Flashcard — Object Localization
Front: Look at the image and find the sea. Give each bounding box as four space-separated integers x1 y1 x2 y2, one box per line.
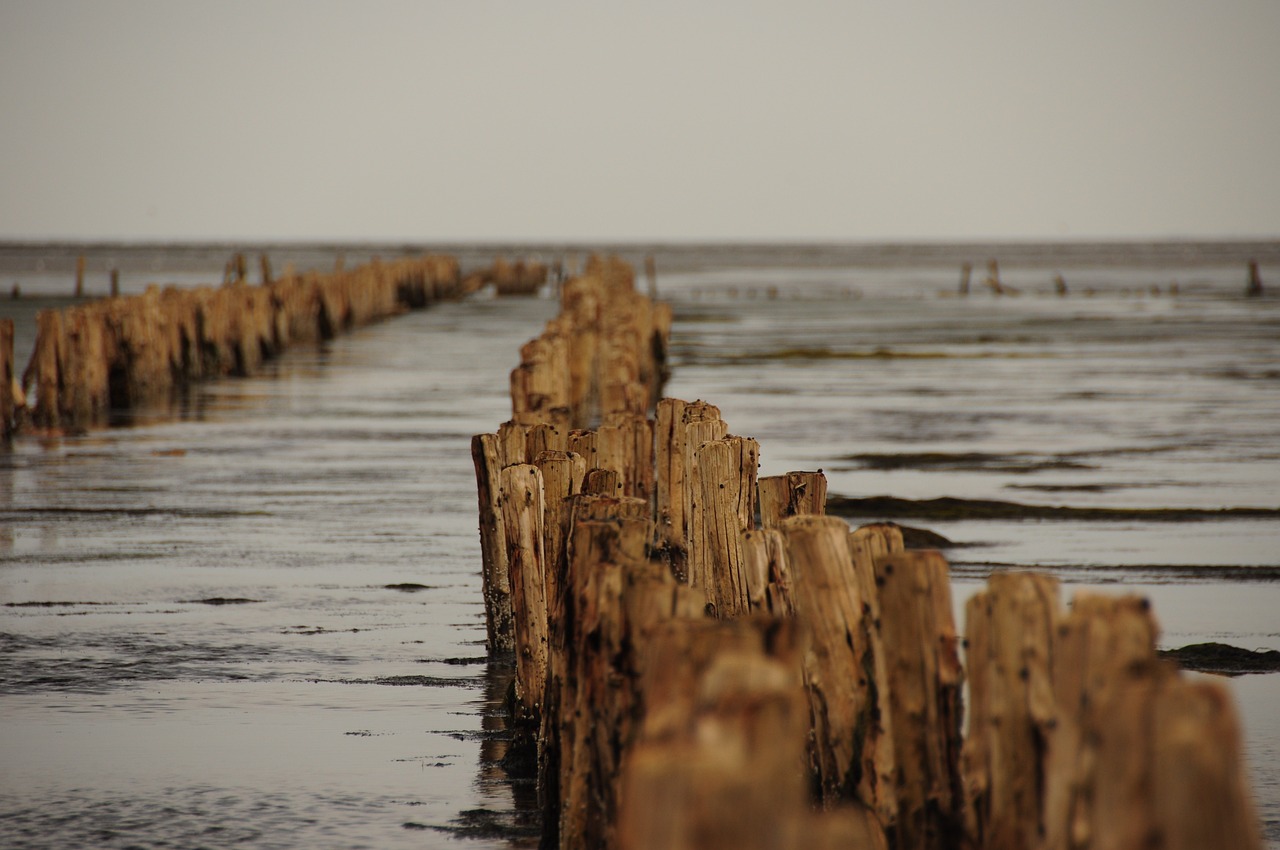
1 240 1277 848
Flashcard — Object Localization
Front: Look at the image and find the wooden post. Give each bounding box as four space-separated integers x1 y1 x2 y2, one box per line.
1042 593 1159 850
875 549 965 850
526 422 568 461
780 515 896 819
1246 260 1263 297
959 262 971 296
691 436 759 617
655 399 727 579
109 269 120 297
554 513 656 850
75 255 85 297
617 617 883 850
758 470 827 528
0 319 14 440
739 527 790 615
533 449 587 643
471 433 514 652
962 572 1061 850
986 259 1003 295
259 253 273 285
499 463 550 740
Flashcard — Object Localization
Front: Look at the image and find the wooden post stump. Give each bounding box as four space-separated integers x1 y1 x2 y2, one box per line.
472 433 514 652
759 470 827 528
499 464 550 730
780 515 895 819
691 436 759 617
875 549 965 850
962 572 1061 850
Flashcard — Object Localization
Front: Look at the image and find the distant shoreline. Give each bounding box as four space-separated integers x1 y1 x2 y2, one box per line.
2 237 1278 276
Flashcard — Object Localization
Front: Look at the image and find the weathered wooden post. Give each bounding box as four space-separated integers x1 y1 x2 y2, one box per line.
690 436 759 617
1041 593 1158 850
959 261 972 296
472 433 515 652
962 572 1061 850
875 549 965 850
109 268 120 297
655 399 726 579
779 515 896 820
499 463 550 761
986 259 1003 295
1246 260 1263 297
758 470 826 528
75 255 85 297
1 319 14 440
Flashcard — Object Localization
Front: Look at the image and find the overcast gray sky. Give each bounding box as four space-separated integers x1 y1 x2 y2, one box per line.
2 1 1278 243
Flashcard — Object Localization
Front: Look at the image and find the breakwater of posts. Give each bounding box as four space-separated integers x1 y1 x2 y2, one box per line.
471 257 1264 850
2 254 475 437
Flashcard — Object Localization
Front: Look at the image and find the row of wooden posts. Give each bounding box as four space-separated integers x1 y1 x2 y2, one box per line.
471 258 1262 850
3 254 471 437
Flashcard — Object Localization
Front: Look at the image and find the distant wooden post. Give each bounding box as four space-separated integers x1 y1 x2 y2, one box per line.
959 262 972 296
0 318 14 441
75 255 85 297
109 269 120 297
986 259 1003 295
259 253 273 285
1246 260 1263 297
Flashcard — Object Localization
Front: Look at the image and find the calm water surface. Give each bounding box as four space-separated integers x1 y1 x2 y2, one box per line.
2 244 1278 847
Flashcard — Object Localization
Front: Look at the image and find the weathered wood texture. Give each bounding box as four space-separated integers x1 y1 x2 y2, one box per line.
690 436 759 617
500 464 550 726
875 549 966 850
962 572 1060 850
18 254 464 433
758 470 827 528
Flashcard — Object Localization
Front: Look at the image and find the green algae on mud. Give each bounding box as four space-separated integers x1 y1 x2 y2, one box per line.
827 495 1280 523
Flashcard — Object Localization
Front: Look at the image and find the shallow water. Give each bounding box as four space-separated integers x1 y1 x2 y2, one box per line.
661 259 1280 846
2 294 556 848
2 243 1278 847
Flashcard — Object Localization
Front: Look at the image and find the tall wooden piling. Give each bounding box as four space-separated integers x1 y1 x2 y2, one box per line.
875 549 965 850
500 463 550 741
962 572 1061 850
473 433 515 653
